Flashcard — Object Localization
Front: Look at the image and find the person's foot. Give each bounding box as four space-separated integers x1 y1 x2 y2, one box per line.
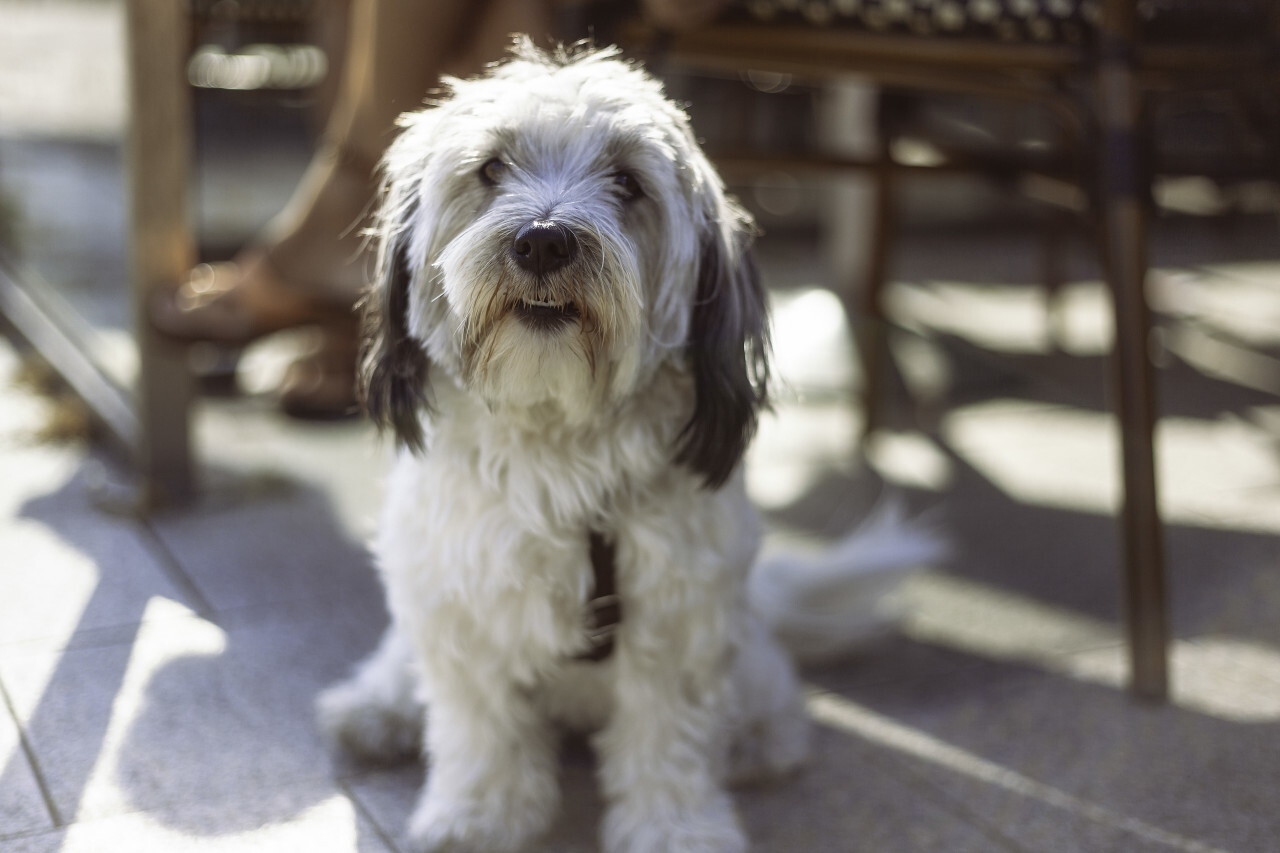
149 137 374 415
150 248 355 345
152 133 378 344
150 244 363 419
277 323 360 420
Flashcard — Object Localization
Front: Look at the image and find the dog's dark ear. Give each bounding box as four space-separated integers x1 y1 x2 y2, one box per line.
675 223 771 490
359 202 432 453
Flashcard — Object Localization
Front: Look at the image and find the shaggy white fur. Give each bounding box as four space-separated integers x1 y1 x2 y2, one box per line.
317 40 940 853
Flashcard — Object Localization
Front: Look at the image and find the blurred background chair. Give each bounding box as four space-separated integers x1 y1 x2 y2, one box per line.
605 0 1280 701
0 0 337 509
5 0 1275 702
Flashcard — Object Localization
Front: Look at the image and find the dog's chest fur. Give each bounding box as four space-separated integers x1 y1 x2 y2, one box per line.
371 366 754 693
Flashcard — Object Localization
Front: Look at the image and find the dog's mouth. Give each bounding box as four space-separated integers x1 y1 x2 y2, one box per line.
514 297 580 331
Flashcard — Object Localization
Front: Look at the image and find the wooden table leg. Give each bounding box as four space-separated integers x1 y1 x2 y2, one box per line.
125 0 196 508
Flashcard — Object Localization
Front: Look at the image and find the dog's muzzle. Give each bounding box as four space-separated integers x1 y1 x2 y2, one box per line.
510 218 582 330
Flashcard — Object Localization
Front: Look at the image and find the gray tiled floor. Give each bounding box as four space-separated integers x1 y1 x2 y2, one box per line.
6 5 1277 849
5 207 1280 852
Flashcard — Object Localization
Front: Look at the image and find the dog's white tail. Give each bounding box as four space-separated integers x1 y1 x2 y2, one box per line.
748 500 946 665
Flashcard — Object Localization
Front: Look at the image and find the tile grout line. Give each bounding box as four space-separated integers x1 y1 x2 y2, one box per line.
0 673 64 828
134 517 219 624
806 688 1232 853
859 741 1042 853
0 825 61 845
339 777 405 853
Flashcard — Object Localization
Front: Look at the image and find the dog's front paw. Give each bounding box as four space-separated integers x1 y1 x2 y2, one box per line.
316 678 423 764
406 785 557 853
726 699 810 787
603 793 746 853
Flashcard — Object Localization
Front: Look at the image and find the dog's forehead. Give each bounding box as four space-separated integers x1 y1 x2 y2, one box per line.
464 59 687 161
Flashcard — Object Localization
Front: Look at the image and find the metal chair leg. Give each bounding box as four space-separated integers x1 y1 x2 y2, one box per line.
854 135 895 440
1097 5 1170 701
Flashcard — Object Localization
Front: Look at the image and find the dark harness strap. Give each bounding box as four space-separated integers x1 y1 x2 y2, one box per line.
576 530 621 662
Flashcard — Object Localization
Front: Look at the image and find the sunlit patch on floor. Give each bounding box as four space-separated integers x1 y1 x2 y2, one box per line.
769 286 857 394
747 402 862 510
904 572 1280 723
943 399 1280 533
54 792 360 852
83 598 224 820
1154 264 1280 350
806 689 1232 853
886 280 1060 355
864 431 953 492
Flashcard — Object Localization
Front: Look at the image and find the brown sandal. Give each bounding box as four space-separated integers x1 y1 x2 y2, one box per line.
150 248 354 345
276 325 360 420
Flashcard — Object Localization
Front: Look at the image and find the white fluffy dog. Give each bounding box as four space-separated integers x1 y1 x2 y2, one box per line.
318 40 936 853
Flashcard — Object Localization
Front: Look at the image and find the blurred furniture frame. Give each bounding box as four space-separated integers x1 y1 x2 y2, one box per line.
620 0 1280 701
0 0 329 510
0 0 198 509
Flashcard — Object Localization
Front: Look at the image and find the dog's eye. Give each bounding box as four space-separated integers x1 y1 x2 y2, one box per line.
612 171 642 202
479 158 507 186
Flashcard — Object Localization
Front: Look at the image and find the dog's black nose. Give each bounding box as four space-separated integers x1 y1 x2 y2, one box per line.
511 220 578 275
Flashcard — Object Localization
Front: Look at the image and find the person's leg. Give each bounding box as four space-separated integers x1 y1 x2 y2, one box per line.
265 0 493 304
442 0 556 85
154 0 551 413
156 0 553 337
